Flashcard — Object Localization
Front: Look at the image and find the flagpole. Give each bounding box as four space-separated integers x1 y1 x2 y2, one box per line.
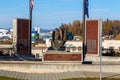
29 0 32 54
82 0 86 63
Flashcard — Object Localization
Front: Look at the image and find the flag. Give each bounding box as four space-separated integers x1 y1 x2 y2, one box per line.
30 0 34 10
85 0 89 18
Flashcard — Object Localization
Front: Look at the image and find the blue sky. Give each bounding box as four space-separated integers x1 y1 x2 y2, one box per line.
0 0 120 29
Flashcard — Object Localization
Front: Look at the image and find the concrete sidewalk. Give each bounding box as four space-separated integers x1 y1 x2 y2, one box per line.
0 70 120 80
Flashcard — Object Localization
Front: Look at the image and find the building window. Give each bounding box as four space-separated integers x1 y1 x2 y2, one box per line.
72 47 76 51
109 47 114 50
66 47 70 52
78 47 82 51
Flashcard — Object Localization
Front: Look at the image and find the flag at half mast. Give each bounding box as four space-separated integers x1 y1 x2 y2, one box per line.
85 0 89 18
30 0 34 10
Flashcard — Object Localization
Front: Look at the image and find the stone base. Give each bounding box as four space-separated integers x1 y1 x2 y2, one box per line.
44 51 81 61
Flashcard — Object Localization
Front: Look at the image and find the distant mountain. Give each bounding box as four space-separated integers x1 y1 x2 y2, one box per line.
40 28 53 33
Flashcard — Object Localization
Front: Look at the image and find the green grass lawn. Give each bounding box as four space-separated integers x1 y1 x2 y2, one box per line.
61 78 120 80
0 76 22 80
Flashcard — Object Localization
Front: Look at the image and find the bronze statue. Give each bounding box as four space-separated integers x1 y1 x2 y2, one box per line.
51 24 67 50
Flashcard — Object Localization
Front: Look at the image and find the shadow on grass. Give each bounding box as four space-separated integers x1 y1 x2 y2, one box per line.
103 74 120 79
61 78 120 80
0 76 23 80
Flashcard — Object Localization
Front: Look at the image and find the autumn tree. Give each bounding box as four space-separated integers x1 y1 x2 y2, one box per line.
102 19 120 39
102 19 112 36
59 19 120 39
115 33 120 40
111 20 120 36
72 20 82 36
61 20 82 36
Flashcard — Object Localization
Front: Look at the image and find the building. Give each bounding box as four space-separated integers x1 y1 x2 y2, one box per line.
0 28 12 39
34 27 40 35
102 40 120 52
31 30 37 43
65 41 82 52
0 28 8 33
31 28 40 44
32 45 47 59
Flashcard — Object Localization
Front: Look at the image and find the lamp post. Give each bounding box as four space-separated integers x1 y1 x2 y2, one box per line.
99 19 102 80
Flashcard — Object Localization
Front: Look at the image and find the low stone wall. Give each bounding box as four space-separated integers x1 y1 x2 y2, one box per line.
0 61 120 73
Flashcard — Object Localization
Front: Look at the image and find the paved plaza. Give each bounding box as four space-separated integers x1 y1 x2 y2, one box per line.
0 70 120 80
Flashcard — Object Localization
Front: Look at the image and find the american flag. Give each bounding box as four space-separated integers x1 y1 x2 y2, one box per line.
30 0 34 10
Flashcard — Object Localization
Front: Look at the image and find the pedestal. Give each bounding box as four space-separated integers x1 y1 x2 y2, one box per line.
44 51 82 61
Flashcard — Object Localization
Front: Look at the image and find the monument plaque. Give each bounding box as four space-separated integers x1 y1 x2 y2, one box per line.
13 19 30 54
86 20 102 55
